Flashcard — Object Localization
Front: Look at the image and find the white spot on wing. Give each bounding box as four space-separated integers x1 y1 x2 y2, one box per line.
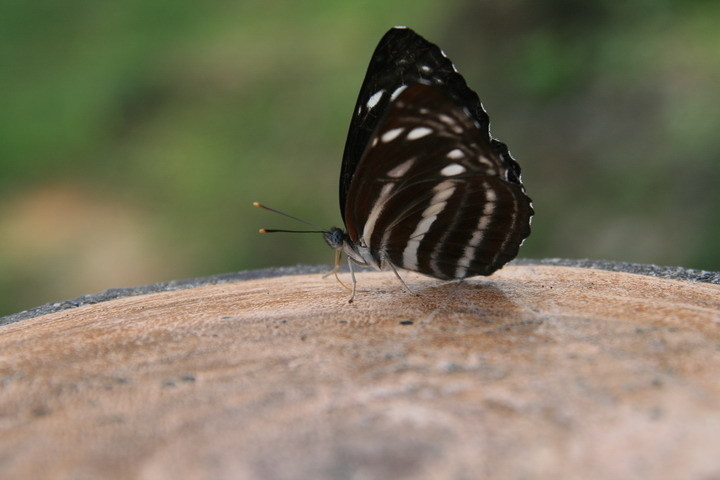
362 183 394 245
402 240 421 271
414 215 437 237
366 90 384 109
390 85 407 101
447 148 464 160
441 163 466 176
381 127 404 143
483 201 495 216
387 158 415 178
478 155 493 167
433 184 456 203
420 65 432 73
423 202 447 217
406 127 433 140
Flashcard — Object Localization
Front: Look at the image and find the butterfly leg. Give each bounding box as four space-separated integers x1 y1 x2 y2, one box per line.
322 249 342 279
324 250 354 293
347 257 358 303
387 261 418 296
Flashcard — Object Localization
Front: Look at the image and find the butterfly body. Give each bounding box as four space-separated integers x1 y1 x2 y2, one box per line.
327 27 533 287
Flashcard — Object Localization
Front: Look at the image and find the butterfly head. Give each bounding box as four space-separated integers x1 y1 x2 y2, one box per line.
322 227 347 251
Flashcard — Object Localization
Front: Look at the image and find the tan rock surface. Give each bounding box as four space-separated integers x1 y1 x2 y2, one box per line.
1 265 719 479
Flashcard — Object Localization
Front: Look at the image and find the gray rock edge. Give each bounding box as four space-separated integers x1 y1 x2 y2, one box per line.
2 258 718 327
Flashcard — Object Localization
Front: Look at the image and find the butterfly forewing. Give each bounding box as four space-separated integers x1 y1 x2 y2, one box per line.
344 82 532 279
340 27 501 221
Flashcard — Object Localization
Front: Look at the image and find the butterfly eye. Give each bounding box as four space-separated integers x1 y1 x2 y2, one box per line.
322 228 346 250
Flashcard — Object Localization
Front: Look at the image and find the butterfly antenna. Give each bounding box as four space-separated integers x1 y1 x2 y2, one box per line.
253 202 327 233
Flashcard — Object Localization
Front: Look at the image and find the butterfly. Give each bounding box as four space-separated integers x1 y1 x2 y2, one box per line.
257 26 533 301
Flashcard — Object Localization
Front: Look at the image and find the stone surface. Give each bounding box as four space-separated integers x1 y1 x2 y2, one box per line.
1 264 719 479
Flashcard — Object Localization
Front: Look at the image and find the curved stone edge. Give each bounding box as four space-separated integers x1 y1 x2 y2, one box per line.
0 265 328 327
513 258 720 284
2 259 718 327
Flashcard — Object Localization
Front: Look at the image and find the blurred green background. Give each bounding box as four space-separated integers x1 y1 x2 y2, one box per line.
1 0 719 316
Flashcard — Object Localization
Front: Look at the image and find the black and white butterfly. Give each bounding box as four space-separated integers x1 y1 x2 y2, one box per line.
258 26 533 300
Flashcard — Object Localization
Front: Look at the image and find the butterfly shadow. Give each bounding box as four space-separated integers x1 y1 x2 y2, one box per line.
371 277 542 334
